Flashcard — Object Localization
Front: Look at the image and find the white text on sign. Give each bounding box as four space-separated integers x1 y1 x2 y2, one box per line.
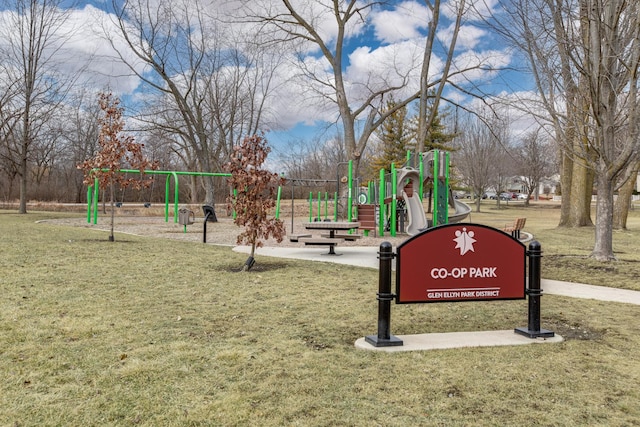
430 267 497 280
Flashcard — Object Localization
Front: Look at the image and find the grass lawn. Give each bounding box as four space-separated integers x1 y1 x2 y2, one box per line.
1 206 640 426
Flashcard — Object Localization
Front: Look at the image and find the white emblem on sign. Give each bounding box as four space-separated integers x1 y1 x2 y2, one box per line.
453 227 476 256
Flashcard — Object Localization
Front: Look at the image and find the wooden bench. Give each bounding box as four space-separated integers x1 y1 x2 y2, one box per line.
321 233 362 241
289 234 312 242
503 218 526 239
299 237 344 255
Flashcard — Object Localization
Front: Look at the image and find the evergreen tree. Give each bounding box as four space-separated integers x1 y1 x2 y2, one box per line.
364 97 456 181
367 99 413 180
410 100 457 152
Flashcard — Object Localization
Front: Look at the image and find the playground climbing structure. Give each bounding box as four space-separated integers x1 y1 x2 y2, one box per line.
365 149 471 237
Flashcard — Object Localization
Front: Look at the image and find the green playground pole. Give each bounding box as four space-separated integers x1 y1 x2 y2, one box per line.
317 191 321 221
347 160 353 221
309 192 313 222
324 191 328 220
86 185 93 223
334 192 338 221
233 189 238 219
164 172 180 223
444 151 450 224
378 169 385 236
419 152 424 200
432 149 450 226
433 150 440 225
164 175 171 222
391 163 397 237
92 177 99 224
173 173 179 222
275 185 282 219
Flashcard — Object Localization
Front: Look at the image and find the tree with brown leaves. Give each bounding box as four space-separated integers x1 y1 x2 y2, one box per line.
225 134 285 271
78 92 158 241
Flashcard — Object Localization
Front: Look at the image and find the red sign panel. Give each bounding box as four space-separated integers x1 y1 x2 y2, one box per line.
396 223 526 303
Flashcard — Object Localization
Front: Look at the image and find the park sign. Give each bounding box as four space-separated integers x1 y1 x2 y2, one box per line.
396 223 526 303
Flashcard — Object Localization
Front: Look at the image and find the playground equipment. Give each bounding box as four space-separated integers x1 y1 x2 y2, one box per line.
396 167 427 235
367 149 471 237
86 169 231 224
282 162 359 234
308 191 338 222
178 208 195 233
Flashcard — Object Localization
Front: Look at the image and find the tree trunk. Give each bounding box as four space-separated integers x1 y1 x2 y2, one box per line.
564 157 593 227
19 149 28 214
203 175 215 206
109 180 115 242
592 166 615 261
189 175 198 203
613 163 639 229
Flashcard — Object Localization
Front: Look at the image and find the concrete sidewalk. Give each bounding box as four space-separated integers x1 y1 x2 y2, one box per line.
233 244 640 352
233 244 640 305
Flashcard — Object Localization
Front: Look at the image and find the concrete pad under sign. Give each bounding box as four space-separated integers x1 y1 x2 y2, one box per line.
355 330 563 352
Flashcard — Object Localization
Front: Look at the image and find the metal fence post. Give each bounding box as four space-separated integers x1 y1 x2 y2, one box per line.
515 240 555 338
365 242 403 347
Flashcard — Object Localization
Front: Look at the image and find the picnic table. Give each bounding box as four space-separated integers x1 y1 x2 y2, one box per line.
300 221 360 255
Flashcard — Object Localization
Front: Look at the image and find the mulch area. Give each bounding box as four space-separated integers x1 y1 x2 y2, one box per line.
43 214 409 249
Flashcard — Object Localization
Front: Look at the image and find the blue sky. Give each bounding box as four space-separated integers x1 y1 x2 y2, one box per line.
1 0 528 152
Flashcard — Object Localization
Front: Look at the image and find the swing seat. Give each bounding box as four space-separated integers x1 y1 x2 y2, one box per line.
178 208 195 226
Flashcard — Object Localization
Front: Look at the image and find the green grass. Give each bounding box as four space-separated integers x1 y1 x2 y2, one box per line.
1 207 640 426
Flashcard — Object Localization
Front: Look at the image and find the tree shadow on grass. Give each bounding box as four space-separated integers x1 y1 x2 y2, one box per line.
214 261 290 273
78 238 137 243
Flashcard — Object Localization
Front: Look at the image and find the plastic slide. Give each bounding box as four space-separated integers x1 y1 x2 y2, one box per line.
396 168 428 236
449 197 472 224
396 167 472 235
403 191 429 235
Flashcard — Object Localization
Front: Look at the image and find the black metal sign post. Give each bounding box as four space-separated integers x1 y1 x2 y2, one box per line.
515 241 555 338
365 242 403 347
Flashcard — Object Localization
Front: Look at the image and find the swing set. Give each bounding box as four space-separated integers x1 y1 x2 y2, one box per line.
86 169 231 224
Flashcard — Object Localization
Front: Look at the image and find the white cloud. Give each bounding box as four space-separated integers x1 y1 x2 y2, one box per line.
261 54 338 130
64 6 144 93
0 4 143 95
438 23 487 50
449 49 512 84
345 40 427 100
371 1 430 44
0 0 519 145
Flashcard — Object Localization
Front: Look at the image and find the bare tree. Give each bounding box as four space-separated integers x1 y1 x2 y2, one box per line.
492 0 594 227
453 113 512 212
514 128 556 205
581 0 640 260
0 73 21 200
244 0 495 176
107 0 282 205
0 0 78 213
57 90 103 203
416 0 465 153
495 0 640 260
